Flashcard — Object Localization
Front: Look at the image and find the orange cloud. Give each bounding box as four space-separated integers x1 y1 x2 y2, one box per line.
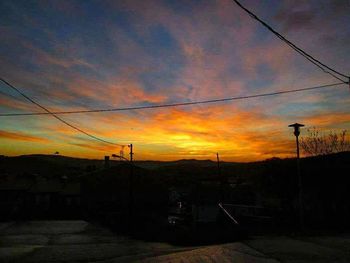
0 130 49 143
3 94 347 162
70 105 291 161
0 96 38 112
69 142 117 153
301 112 350 128
23 42 94 69
1 0 348 162
66 76 167 106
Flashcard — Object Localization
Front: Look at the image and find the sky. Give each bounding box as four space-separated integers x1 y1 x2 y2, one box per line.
0 0 349 161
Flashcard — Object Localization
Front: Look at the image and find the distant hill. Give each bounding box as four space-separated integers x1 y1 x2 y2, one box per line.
0 154 104 178
135 158 228 170
1 152 349 181
0 154 237 175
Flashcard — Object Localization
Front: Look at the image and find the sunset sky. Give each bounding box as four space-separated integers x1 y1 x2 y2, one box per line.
0 0 349 161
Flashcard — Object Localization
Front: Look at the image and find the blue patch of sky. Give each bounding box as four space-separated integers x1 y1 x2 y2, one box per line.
138 70 178 98
0 42 31 74
0 1 24 26
45 8 115 64
274 87 348 117
145 24 184 62
0 2 49 62
276 102 323 117
146 25 177 54
105 4 186 90
164 0 207 14
53 96 104 111
1 0 187 92
226 53 246 79
249 26 274 47
108 7 146 47
0 85 31 110
136 24 185 94
2 1 122 81
0 114 46 132
243 63 276 93
315 89 350 113
230 0 276 45
245 0 287 47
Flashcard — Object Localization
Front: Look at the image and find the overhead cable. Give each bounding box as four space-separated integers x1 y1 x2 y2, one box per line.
0 78 125 146
232 0 350 83
0 81 346 117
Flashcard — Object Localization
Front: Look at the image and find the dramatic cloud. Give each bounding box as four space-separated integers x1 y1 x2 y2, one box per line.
0 0 349 161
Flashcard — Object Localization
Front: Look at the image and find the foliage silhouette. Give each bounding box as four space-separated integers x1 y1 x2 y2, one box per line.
300 128 349 156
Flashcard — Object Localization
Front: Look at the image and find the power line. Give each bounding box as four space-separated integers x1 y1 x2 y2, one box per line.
0 81 346 117
0 78 125 146
231 0 350 83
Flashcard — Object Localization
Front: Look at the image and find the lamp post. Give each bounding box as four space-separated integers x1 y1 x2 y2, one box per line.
288 123 305 229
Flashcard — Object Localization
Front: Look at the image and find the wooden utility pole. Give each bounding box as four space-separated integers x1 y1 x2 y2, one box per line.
217 152 224 202
216 152 221 177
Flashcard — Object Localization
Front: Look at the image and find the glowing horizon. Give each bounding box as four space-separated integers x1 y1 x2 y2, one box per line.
0 0 349 161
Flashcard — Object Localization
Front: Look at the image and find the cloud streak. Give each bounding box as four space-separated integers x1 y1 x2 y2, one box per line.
0 0 349 161
0 130 49 143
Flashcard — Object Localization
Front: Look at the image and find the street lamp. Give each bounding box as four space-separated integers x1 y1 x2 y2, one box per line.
288 123 304 158
289 123 305 229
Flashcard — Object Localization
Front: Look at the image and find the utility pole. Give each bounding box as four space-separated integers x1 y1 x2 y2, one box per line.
289 123 305 229
128 144 134 232
129 143 133 162
217 152 224 202
216 152 221 177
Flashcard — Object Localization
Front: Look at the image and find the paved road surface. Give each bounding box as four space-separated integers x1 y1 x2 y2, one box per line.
0 221 349 262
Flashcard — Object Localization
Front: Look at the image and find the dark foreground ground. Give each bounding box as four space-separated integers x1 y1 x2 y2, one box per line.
1 220 350 263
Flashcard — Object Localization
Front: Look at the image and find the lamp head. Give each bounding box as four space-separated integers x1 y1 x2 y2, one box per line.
288 123 305 137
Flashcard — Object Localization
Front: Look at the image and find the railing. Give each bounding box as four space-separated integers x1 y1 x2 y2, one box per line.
218 203 239 225
220 203 273 222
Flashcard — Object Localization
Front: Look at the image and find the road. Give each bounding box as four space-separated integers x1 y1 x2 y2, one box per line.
0 220 349 262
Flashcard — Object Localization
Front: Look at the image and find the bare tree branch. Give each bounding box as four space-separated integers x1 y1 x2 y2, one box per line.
300 128 350 156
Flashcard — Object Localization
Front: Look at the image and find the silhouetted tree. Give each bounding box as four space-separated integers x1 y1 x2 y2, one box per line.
300 128 349 156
